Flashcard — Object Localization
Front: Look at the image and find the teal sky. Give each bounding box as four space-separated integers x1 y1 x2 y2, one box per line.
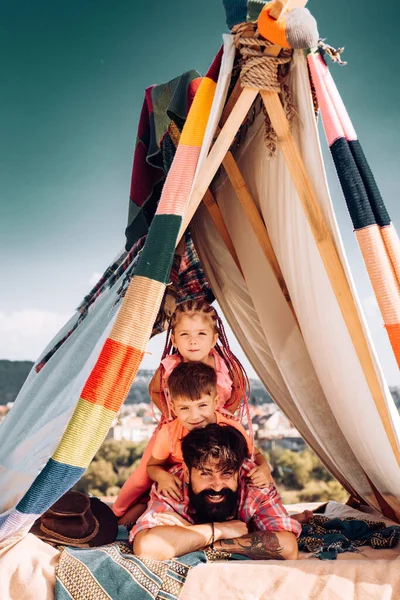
1 0 399 385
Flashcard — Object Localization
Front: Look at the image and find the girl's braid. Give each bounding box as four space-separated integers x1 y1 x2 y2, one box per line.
158 322 174 422
214 314 254 453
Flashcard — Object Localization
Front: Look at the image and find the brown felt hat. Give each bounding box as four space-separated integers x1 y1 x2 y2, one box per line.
30 491 118 548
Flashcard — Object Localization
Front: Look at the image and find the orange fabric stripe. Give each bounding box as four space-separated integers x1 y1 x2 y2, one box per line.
385 323 400 369
381 224 400 287
356 226 400 325
81 339 144 412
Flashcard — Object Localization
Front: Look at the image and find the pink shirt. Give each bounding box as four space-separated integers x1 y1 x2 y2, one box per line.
161 349 232 407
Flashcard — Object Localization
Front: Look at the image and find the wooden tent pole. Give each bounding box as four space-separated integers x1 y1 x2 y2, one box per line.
219 79 243 127
210 78 299 323
202 189 244 276
260 89 400 470
269 0 308 20
221 151 299 325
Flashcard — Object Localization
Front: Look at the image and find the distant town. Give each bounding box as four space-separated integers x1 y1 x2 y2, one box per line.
1 360 399 455
2 360 399 503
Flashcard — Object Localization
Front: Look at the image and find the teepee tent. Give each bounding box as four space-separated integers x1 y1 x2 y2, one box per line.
1 0 400 545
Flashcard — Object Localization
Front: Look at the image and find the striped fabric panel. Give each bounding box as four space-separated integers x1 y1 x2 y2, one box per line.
53 401 117 467
308 51 400 368
355 227 400 325
156 146 204 215
179 78 217 147
81 341 144 411
17 459 85 514
110 276 166 347
382 225 400 283
385 324 400 361
0 511 41 543
348 139 390 227
134 215 182 281
0 51 222 540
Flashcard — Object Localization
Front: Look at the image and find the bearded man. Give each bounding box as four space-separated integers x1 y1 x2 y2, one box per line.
131 424 301 561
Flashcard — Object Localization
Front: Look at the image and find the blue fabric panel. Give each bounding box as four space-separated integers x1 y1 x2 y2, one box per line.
17 458 85 515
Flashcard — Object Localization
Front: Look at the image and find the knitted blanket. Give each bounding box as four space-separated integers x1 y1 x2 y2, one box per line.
299 515 400 560
126 70 202 251
56 544 207 600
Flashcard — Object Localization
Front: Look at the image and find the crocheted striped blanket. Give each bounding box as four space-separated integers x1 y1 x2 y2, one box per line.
56 545 207 600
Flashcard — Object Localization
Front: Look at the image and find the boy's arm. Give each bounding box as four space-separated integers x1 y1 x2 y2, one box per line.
254 447 268 467
147 454 183 501
248 447 272 487
230 419 272 487
146 454 169 483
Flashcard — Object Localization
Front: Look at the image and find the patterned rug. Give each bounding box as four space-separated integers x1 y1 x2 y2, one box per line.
56 543 208 600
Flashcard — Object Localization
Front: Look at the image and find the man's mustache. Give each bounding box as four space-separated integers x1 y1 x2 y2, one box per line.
197 488 233 499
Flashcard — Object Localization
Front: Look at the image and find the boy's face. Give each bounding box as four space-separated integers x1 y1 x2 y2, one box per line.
172 392 219 431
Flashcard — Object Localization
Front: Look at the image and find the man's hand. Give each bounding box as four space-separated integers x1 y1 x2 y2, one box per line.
152 511 191 528
247 462 272 488
215 520 248 541
156 472 183 501
152 512 248 541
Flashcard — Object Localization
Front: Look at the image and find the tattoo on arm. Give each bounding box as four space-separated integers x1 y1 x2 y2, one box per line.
214 531 284 560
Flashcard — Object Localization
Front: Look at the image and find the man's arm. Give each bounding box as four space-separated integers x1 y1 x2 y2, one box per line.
214 530 298 560
133 520 247 560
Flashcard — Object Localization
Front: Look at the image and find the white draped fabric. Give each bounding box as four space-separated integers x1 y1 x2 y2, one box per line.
191 37 400 517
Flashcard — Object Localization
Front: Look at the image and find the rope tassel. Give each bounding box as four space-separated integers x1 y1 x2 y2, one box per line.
232 21 295 155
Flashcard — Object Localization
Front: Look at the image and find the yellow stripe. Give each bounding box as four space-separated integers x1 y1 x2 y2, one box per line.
110 276 165 348
180 78 216 147
53 399 115 468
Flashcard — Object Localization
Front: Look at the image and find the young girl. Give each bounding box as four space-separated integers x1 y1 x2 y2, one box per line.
113 300 271 524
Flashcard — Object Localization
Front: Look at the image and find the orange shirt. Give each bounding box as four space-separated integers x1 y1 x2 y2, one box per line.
152 412 251 464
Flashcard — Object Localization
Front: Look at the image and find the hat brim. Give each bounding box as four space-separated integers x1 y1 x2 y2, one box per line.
30 497 118 548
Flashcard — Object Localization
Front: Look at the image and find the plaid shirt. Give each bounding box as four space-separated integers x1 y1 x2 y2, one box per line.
130 461 301 542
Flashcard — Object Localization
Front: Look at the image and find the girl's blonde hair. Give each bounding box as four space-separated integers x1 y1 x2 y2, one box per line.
160 300 252 430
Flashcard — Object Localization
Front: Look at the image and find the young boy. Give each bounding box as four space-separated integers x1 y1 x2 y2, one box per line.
146 361 271 501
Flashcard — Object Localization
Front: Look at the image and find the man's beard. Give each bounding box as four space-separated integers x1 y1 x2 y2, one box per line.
188 486 239 524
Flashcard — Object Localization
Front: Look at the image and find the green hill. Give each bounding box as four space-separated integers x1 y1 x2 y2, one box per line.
0 360 272 405
0 360 34 404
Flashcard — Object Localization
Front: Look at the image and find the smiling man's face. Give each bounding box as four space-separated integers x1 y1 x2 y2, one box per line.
187 458 240 523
